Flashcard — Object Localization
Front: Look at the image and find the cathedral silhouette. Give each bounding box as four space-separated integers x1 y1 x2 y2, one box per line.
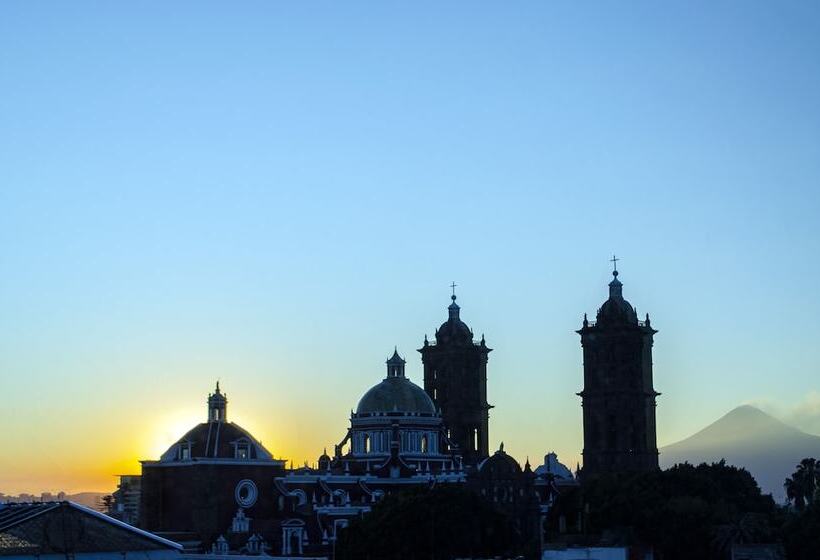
136 263 658 556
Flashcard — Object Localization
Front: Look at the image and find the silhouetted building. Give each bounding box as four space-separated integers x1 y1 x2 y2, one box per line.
471 443 543 547
577 264 660 476
136 292 580 556
419 292 492 465
139 384 286 551
111 475 141 526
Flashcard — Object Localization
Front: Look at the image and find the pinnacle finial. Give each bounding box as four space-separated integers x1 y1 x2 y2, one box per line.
450 281 457 301
610 254 619 275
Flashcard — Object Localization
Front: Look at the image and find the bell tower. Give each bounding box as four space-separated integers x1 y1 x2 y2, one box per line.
577 259 660 476
419 286 492 466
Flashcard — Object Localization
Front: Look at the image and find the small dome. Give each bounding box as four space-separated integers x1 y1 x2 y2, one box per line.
478 443 522 475
596 271 638 326
435 296 473 345
356 376 436 415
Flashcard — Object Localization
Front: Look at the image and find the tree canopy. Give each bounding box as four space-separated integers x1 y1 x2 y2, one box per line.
335 485 517 560
582 461 778 560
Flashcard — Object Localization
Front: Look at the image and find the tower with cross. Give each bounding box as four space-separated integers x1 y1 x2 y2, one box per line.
419 283 492 465
576 258 660 476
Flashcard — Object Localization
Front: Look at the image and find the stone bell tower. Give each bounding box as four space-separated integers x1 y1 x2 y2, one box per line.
419 286 492 466
577 259 660 476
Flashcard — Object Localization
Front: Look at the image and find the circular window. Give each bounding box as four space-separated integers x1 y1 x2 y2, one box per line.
235 479 258 508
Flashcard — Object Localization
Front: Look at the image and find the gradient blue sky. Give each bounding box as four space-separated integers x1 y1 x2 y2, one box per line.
1 2 819 493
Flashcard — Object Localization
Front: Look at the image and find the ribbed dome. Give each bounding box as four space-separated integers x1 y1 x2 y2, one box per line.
356 376 436 415
159 422 273 462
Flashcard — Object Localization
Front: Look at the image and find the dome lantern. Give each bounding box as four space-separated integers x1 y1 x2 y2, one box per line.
386 347 406 378
208 381 227 423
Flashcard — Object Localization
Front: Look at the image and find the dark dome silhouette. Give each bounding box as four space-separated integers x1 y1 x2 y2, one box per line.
435 295 473 345
160 421 273 461
596 271 638 325
477 443 522 475
158 383 275 462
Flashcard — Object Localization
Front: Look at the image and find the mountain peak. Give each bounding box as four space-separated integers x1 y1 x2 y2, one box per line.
672 405 800 447
661 404 820 501
723 404 784 424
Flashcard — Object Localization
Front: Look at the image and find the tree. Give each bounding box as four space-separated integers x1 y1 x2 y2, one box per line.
784 458 818 511
97 494 115 515
336 485 516 560
582 461 778 560
782 458 820 560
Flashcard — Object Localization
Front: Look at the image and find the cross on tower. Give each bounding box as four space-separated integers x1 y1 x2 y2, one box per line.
450 282 457 297
610 254 620 273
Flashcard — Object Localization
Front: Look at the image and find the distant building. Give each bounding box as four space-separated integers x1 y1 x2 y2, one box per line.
111 475 141 526
577 264 660 476
0 501 181 560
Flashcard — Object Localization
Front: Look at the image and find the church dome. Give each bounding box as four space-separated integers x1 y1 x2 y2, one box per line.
477 443 522 475
596 271 638 326
356 349 436 415
356 376 436 415
158 383 275 463
434 295 473 345
160 421 273 462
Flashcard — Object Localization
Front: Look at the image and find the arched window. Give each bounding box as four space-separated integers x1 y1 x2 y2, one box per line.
421 434 428 453
473 428 479 451
363 433 371 453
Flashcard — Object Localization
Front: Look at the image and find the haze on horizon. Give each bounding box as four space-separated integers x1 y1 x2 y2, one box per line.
1 2 819 495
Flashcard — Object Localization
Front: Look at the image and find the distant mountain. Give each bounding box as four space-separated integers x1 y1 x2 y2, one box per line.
660 405 820 502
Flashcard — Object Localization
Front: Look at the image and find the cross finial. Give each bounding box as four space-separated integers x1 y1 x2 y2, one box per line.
610 254 620 274
450 281 457 300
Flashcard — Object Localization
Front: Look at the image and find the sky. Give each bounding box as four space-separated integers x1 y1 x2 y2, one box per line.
1 1 819 494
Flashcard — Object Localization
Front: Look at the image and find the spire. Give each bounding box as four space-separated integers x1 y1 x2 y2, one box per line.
386 348 406 378
608 254 623 299
448 282 460 320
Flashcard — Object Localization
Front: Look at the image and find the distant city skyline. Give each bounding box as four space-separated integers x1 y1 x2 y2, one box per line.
1 2 819 494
